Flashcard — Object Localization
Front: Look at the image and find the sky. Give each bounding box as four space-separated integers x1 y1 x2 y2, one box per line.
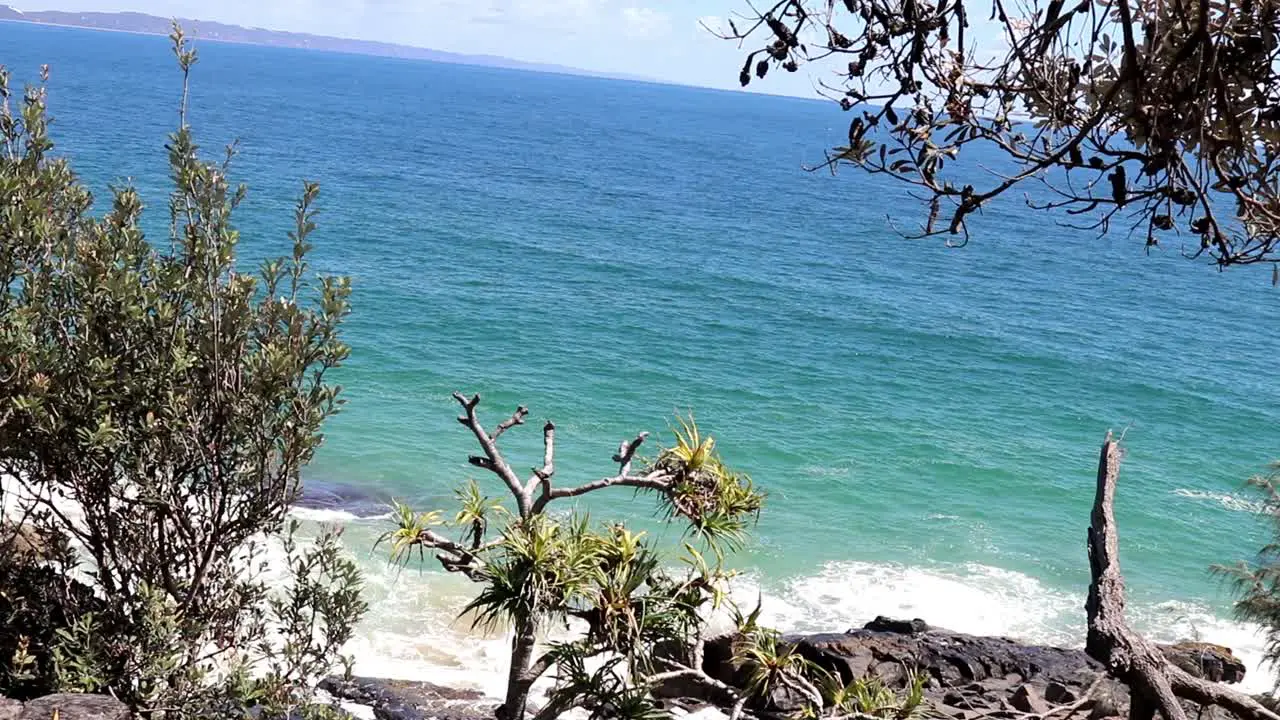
10 0 836 96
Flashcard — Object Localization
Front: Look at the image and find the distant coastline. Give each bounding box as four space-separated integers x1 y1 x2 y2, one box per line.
0 4 652 84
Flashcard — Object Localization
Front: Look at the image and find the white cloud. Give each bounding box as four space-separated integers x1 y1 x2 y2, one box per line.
620 6 669 37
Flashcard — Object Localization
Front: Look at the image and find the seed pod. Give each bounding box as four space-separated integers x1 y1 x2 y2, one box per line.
1109 165 1127 206
756 60 769 79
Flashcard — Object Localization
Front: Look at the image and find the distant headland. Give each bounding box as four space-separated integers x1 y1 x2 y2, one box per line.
0 4 650 82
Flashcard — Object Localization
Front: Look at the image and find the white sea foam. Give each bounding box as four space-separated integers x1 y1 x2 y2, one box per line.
337 551 1279 698
6 477 1273 697
288 506 393 523
1173 488 1267 514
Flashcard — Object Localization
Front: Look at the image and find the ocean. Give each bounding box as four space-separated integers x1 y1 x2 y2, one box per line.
4 19 1280 696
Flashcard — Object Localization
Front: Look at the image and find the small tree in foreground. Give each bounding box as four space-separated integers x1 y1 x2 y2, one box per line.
380 393 768 720
0 26 365 717
714 0 1280 267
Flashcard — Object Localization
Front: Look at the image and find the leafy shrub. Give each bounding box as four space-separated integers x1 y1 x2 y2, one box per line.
0 25 365 716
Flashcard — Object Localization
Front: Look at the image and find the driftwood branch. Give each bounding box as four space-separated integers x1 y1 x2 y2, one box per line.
1086 434 1280 720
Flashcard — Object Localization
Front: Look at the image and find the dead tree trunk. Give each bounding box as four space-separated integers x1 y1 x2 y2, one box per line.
1086 434 1280 720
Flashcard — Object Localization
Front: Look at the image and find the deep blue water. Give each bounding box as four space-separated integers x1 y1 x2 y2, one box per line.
4 19 1279 691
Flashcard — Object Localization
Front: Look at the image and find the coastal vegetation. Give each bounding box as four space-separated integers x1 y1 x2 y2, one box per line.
2 8 1280 720
378 400 766 720
0 26 364 718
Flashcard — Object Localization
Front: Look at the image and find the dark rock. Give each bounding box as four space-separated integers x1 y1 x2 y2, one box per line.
864 616 931 635
1010 685 1051 715
698 634 751 694
19 694 129 720
1161 643 1247 684
320 676 492 720
0 698 21 720
1045 681 1078 704
793 623 1102 690
297 481 392 519
764 683 809 714
1087 680 1128 720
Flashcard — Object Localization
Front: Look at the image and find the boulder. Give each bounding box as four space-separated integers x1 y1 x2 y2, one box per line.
19 694 129 720
863 616 931 635
0 698 21 720
1010 685 1051 715
1161 643 1247 683
792 620 1103 690
319 676 493 720
1045 681 1078 704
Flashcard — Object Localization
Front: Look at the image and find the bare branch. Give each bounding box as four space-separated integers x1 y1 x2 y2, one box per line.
528 420 555 495
611 431 650 476
414 527 486 581
532 472 671 514
494 406 529 440
452 392 532 517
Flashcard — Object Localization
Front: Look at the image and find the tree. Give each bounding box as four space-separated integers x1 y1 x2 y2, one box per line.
713 0 1280 267
380 393 766 720
1087 436 1280 720
1215 463 1280 683
0 25 365 716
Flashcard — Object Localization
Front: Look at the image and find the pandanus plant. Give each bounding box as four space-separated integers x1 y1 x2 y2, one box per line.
378 394 764 720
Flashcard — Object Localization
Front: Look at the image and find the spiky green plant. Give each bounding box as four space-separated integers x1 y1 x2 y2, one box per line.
455 479 506 549
734 628 820 709
379 395 764 720
375 501 443 566
817 668 931 720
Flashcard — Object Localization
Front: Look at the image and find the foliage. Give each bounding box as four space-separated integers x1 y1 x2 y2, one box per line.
382 395 764 720
1217 463 1280 684
0 24 364 715
816 669 930 720
0 552 105 699
715 0 1280 267
733 627 815 705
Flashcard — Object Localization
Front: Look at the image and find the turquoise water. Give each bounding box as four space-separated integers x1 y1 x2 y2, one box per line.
5 19 1280 693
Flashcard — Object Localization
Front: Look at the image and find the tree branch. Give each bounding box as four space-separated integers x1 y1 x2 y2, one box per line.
527 420 555 495
452 392 532 517
494 406 529 440
532 472 671 514
612 431 650 477
415 527 486 581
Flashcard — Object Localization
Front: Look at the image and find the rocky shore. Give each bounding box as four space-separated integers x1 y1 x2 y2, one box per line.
2 616 1257 720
